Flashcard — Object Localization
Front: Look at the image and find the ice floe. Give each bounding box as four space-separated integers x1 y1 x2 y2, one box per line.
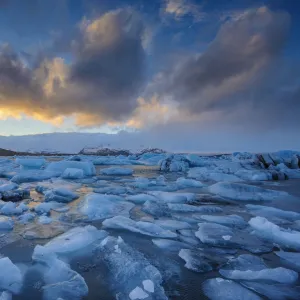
148 191 195 203
0 216 14 230
179 248 234 273
176 177 204 188
43 226 108 256
44 188 79 203
1 150 300 299
167 203 222 213
275 251 300 270
142 200 171 217
241 281 300 300
152 239 191 251
34 201 66 214
159 155 190 172
156 175 166 186
133 177 151 189
0 202 27 215
103 216 177 238
196 222 272 253
220 254 298 284
11 170 59 184
188 167 242 182
79 193 134 220
126 193 158 204
17 212 35 224
100 167 133 176
198 214 247 228
46 161 96 176
249 216 300 250
202 278 261 300
61 168 84 179
93 236 168 299
22 224 65 240
93 186 129 195
129 286 149 299
235 169 271 181
0 257 22 294
246 204 300 223
209 182 288 201
0 182 18 193
32 245 88 300
154 220 191 230
16 158 46 169
142 280 154 293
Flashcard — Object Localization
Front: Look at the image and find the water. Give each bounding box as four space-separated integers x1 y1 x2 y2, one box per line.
1 161 300 299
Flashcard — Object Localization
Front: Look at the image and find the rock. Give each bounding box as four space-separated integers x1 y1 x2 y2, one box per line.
159 155 190 172
1 189 30 202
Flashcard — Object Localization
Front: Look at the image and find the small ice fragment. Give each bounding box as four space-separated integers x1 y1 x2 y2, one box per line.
249 216 300 250
203 278 261 300
209 182 288 201
0 257 22 294
0 216 13 230
129 287 149 300
176 177 204 188
100 167 133 176
61 168 84 179
142 280 154 293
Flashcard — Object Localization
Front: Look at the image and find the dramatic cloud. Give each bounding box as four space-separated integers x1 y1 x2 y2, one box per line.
0 8 147 126
150 6 300 130
163 7 290 109
69 8 146 121
0 3 299 135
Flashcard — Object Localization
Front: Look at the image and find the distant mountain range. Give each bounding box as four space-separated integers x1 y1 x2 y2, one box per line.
1 131 299 154
0 132 157 154
0 132 167 156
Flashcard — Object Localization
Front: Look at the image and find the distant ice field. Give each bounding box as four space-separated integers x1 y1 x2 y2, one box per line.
0 151 300 299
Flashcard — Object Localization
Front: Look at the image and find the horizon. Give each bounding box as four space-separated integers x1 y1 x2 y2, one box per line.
0 131 298 154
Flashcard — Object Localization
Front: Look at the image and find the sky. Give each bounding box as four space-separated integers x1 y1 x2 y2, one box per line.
0 0 300 151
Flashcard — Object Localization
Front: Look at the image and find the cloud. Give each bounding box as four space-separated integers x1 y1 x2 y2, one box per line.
0 4 299 134
0 8 147 127
69 8 146 121
125 96 179 128
158 7 293 125
163 0 205 21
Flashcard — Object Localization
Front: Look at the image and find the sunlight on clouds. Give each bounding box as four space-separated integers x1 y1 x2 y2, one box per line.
36 57 68 97
82 8 142 51
165 0 190 17
0 5 292 134
0 107 64 126
0 108 22 120
71 96 178 129
84 14 120 48
73 113 105 127
164 0 205 21
125 96 178 128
